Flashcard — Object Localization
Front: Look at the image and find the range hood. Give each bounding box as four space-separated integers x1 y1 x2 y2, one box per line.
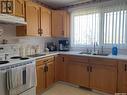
0 14 27 25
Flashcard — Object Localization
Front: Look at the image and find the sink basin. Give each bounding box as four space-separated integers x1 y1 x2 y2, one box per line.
0 61 9 64
92 54 109 56
79 52 91 55
79 52 109 56
28 54 46 58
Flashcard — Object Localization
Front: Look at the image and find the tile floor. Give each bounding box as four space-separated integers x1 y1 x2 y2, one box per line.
42 82 105 95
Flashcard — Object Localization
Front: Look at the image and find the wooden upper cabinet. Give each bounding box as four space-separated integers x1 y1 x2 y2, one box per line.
13 0 25 17
16 1 40 36
25 1 40 36
16 1 52 37
118 61 127 93
0 0 25 17
89 58 117 94
51 10 70 38
40 7 51 37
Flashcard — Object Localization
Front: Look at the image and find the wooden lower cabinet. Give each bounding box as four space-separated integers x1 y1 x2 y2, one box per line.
90 64 117 94
37 54 120 94
36 64 46 95
46 61 55 88
118 61 127 93
55 55 66 82
65 62 90 87
36 56 55 95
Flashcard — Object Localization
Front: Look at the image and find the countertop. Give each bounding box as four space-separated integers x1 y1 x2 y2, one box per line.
1 51 127 68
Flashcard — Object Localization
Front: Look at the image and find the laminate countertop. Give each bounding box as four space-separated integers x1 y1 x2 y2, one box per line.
1 51 127 68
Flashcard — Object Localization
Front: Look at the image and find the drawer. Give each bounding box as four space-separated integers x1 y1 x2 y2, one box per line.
68 55 89 63
36 56 54 66
118 60 127 64
36 59 44 66
89 57 117 66
42 56 55 63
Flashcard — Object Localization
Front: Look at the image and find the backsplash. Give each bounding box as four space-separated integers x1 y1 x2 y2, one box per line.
0 24 65 60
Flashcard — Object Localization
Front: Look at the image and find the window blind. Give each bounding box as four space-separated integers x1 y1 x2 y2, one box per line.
72 13 100 46
104 10 127 45
71 0 127 47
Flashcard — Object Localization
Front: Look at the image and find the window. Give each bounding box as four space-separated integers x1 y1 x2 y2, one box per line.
71 4 127 47
104 10 127 45
73 13 100 46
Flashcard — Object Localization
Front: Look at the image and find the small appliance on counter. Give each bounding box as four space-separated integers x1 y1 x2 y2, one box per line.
47 42 57 51
59 40 70 51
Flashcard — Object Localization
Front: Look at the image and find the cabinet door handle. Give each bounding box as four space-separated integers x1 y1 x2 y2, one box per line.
87 66 89 72
44 66 47 72
125 64 127 71
62 57 64 62
90 66 92 72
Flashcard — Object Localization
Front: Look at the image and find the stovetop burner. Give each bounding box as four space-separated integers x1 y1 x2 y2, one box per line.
20 57 29 60
11 56 29 60
11 56 21 59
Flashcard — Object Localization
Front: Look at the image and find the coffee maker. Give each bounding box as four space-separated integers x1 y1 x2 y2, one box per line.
59 40 69 51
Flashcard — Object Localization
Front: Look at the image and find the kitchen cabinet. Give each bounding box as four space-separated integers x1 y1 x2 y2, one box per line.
118 61 127 93
36 56 55 95
89 58 117 94
45 60 55 88
56 55 117 94
40 7 51 37
0 0 25 17
51 10 70 38
13 0 25 17
16 1 51 37
16 1 40 36
55 55 67 82
65 56 90 88
36 59 46 95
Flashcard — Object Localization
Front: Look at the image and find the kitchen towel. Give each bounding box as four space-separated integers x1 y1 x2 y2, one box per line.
0 70 8 95
7 66 23 89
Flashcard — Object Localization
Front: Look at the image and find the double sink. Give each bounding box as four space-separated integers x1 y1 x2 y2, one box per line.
79 52 109 56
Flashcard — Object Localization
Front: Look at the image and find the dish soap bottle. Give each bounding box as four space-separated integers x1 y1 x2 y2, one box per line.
112 45 118 56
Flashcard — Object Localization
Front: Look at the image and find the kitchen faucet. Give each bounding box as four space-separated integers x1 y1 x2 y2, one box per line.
5 54 9 61
93 42 98 53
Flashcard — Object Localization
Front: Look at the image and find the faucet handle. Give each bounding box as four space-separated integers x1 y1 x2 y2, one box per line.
5 54 9 61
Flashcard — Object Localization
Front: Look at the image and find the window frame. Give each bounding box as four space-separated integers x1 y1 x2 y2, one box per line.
71 9 127 48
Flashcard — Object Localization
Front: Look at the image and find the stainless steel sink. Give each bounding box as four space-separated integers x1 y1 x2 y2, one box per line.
0 61 9 64
79 52 91 55
92 54 109 56
79 52 109 56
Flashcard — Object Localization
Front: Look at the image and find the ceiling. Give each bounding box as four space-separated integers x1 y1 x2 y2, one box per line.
38 0 93 9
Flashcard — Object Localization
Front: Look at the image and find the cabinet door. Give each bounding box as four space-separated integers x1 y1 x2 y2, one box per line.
52 10 70 37
55 55 66 82
90 64 117 94
118 61 127 93
25 1 40 36
46 61 55 88
52 10 64 37
14 0 25 17
40 7 51 37
36 65 46 95
66 62 90 87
